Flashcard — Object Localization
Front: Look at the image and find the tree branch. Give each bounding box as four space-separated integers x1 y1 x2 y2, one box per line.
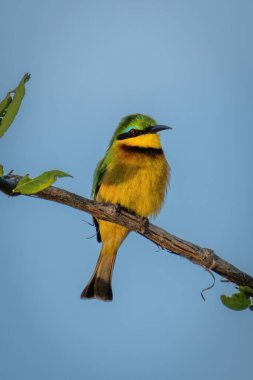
1 173 253 289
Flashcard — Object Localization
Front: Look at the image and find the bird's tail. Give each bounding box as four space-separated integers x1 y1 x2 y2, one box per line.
80 250 117 301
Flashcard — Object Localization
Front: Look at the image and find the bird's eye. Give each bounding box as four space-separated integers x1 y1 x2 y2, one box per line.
130 129 138 136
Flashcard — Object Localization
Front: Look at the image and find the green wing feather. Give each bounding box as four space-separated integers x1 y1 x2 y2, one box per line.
92 155 109 243
91 157 108 198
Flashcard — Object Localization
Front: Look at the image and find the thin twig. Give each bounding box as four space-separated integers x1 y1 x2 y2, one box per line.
201 269 216 301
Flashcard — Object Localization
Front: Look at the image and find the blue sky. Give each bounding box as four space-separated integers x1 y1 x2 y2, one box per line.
1 1 253 379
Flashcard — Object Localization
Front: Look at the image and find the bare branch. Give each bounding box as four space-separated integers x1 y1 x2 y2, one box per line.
1 173 253 289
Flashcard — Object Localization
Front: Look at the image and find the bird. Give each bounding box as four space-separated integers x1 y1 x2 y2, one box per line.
80 113 171 301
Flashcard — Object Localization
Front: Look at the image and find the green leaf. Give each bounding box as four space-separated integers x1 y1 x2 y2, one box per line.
13 170 72 195
239 286 253 297
0 164 3 176
0 94 12 118
221 292 251 311
15 174 30 187
0 73 31 138
45 170 72 179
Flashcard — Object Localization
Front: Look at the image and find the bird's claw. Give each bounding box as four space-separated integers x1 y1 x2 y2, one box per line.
141 217 149 234
115 203 122 216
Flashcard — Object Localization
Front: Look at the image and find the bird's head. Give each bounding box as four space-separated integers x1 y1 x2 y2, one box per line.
110 114 171 149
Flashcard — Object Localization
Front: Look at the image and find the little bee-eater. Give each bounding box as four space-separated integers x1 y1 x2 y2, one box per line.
81 114 171 301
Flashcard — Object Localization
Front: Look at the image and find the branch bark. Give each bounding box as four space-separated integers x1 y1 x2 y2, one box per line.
1 173 253 289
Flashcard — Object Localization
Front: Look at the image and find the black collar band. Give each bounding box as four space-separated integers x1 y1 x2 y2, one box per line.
120 145 163 156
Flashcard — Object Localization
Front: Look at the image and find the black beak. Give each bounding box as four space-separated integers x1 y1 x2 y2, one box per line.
146 125 172 133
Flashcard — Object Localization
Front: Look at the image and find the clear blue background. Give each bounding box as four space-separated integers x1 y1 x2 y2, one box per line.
1 1 253 379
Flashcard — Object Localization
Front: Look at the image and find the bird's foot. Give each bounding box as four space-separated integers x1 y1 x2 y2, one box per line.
114 203 130 215
114 205 149 234
141 217 149 234
114 203 122 215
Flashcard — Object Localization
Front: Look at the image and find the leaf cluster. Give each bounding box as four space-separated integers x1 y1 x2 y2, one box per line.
13 170 72 195
0 74 72 194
